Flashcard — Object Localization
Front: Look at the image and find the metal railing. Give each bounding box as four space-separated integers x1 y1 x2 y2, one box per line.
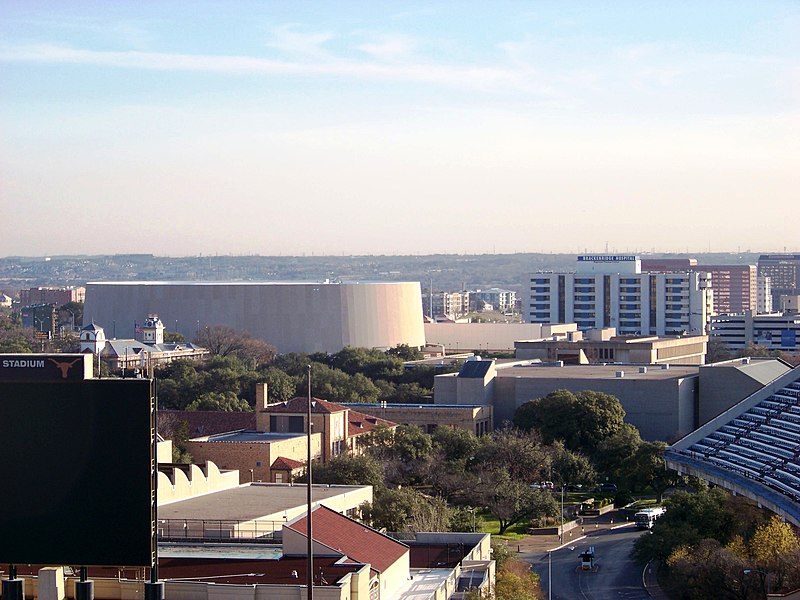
157 519 284 543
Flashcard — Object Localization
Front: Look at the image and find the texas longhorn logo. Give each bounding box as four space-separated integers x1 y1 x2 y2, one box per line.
48 357 83 379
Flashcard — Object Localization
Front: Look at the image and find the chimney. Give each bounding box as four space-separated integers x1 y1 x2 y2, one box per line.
256 383 269 432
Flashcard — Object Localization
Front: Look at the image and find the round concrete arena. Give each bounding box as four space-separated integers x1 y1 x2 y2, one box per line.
84 281 426 354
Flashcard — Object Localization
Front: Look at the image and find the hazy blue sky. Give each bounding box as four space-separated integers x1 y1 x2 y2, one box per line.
1 1 797 257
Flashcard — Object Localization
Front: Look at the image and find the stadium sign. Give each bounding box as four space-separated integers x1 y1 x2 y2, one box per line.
0 354 91 381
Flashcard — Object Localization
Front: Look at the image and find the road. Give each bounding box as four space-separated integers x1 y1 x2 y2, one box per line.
531 525 651 600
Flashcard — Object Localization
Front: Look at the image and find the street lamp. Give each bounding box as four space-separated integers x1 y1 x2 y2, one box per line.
559 483 565 544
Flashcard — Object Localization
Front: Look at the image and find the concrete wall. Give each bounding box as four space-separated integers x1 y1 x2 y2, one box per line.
493 372 698 441
84 281 425 354
424 322 577 352
158 461 241 505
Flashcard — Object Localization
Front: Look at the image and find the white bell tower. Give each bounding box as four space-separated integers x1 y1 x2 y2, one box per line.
141 314 165 345
79 322 107 354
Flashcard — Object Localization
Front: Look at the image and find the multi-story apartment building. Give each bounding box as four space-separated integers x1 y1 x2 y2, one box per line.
471 288 517 313
758 254 800 308
524 255 712 336
19 286 85 306
423 290 471 320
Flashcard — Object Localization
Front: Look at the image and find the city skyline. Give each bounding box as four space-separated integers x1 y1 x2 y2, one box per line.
1 1 798 257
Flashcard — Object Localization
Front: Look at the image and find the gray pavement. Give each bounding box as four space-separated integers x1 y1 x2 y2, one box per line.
507 510 671 599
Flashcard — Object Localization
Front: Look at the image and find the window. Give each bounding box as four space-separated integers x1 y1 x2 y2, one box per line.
288 416 304 433
275 473 284 483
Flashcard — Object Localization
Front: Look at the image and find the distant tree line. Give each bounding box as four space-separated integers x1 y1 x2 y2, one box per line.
155 330 455 410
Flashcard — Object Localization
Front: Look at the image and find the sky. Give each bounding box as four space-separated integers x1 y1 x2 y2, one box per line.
1 1 798 257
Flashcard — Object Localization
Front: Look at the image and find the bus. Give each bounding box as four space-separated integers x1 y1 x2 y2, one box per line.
634 507 666 530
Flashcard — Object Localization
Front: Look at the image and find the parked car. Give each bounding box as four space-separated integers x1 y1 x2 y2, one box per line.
599 483 618 493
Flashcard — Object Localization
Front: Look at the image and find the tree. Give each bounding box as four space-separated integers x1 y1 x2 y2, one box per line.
363 488 451 532
633 488 737 563
471 428 550 484
473 469 535 534
327 346 404 380
59 301 83 328
301 454 385 490
392 424 433 463
164 331 186 343
257 367 297 403
194 325 277 365
706 339 732 363
380 382 431 403
185 391 252 412
513 389 625 455
432 425 480 463
750 514 799 564
310 363 381 403
386 343 423 361
547 441 596 488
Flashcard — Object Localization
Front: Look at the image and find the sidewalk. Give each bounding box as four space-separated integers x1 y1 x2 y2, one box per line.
510 510 671 599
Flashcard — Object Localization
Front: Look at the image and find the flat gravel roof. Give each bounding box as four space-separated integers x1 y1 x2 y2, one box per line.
158 483 368 521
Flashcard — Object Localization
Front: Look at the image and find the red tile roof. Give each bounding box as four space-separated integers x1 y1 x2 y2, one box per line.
347 410 395 436
288 506 408 574
263 397 347 414
271 456 305 470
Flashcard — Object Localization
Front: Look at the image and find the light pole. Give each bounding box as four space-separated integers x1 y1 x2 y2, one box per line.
548 550 552 600
559 484 565 544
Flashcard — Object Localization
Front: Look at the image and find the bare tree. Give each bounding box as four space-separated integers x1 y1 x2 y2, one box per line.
194 325 277 365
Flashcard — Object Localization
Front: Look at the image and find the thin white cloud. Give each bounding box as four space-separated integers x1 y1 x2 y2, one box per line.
357 34 418 62
265 25 336 59
0 43 549 94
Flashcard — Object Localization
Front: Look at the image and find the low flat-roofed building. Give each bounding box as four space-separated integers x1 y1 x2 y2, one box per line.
515 332 708 365
424 322 577 353
184 429 323 484
343 402 494 436
157 482 373 542
436 360 701 441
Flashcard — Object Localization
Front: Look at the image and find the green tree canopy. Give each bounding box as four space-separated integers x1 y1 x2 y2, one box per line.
363 488 450 532
301 453 385 490
185 391 252 412
513 389 626 455
432 425 480 463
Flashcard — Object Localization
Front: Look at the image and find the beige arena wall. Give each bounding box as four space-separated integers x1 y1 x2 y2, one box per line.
84 281 425 354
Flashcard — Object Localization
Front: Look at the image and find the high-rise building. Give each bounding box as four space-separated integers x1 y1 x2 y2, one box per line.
524 255 711 336
758 254 800 307
693 265 756 315
642 259 757 315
